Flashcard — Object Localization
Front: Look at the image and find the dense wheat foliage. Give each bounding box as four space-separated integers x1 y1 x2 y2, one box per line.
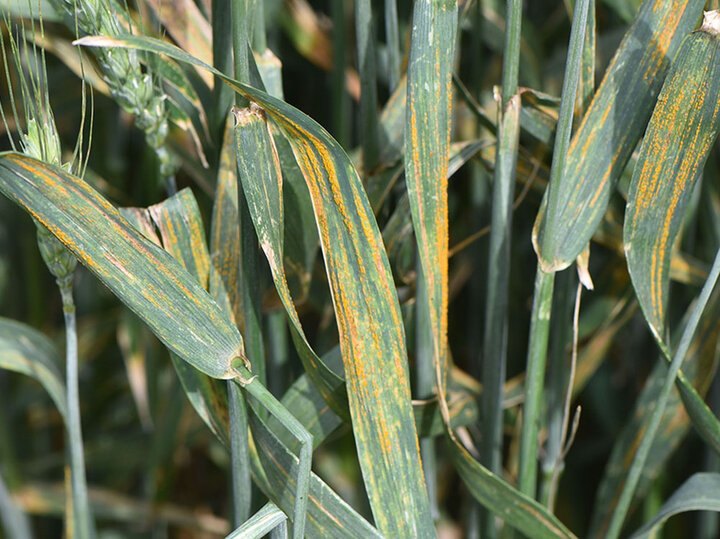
1 1 720 538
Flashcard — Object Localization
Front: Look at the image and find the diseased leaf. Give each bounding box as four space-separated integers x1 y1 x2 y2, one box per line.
624 15 720 339
146 189 231 447
405 0 458 400
82 34 434 535
533 0 705 271
0 154 244 379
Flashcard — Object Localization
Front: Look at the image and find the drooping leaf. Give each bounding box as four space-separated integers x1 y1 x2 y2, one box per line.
0 154 244 379
76 34 435 535
629 473 720 538
0 316 67 421
448 441 576 538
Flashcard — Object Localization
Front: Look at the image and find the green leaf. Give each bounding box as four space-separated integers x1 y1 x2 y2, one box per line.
533 0 705 271
232 105 348 417
405 0 458 403
0 316 67 421
0 154 244 379
144 189 232 447
77 34 434 535
448 441 576 538
624 16 720 339
630 473 720 538
247 402 382 538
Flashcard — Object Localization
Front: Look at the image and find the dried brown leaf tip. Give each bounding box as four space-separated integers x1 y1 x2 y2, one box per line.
701 10 720 34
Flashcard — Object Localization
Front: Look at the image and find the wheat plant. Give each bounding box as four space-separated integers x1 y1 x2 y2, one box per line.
1 1 720 538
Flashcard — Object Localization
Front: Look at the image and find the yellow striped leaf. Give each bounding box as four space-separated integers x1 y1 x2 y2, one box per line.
533 0 705 271
624 12 720 339
0 154 244 379
75 33 435 535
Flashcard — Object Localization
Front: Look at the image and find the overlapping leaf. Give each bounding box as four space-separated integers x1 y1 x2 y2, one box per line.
0 154 244 379
76 33 435 536
533 0 705 271
624 19 720 339
0 317 67 421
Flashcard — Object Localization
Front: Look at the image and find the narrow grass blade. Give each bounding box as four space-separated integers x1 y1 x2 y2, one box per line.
227 502 286 539
0 473 32 539
589 284 720 536
533 0 705 271
77 33 435 536
0 154 244 379
629 473 720 538
0 317 67 421
247 397 382 538
606 246 720 538
624 13 720 340
448 441 576 538
405 0 458 403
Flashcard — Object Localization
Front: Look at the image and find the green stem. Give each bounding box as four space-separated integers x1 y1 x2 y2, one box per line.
354 0 380 172
517 266 555 497
331 0 350 148
234 364 312 539
606 247 720 539
384 0 400 92
252 0 267 53
517 0 589 500
59 278 94 539
500 0 523 104
481 6 522 535
228 381 251 524
539 268 576 507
